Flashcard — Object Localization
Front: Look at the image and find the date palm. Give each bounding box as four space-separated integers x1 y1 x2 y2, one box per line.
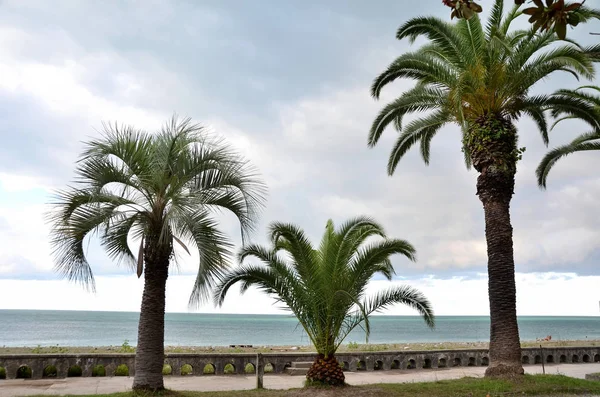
537 86 600 188
48 117 265 390
369 0 598 377
215 217 434 386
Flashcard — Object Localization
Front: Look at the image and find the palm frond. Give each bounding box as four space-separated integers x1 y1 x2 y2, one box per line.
334 217 386 270
371 53 456 99
536 132 600 188
363 286 435 328
48 190 133 290
369 86 446 147
102 212 143 269
396 16 465 68
269 222 319 283
485 0 504 40
499 4 522 36
456 16 486 62
546 92 600 130
519 104 549 146
386 109 452 174
349 239 416 287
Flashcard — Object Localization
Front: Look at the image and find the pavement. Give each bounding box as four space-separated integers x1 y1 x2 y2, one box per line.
0 363 599 397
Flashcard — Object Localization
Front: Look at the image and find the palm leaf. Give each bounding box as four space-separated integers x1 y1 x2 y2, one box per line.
536 133 600 188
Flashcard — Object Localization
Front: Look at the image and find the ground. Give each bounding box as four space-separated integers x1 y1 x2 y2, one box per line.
1 340 598 355
12 375 600 397
2 364 600 397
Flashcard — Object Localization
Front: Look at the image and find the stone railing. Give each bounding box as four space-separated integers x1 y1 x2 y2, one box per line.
0 346 598 380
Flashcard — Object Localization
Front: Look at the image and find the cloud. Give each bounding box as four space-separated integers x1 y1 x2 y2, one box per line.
0 172 50 192
1 272 598 316
0 0 599 315
0 201 52 275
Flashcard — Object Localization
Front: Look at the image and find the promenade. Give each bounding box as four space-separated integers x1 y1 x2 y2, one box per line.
1 363 599 396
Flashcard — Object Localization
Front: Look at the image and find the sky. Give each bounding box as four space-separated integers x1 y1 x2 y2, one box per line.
0 0 599 317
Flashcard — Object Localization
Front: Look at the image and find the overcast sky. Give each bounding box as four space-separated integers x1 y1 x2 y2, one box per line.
1 0 599 316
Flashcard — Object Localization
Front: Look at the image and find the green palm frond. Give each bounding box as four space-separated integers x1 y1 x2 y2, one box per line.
546 90 600 130
396 17 465 68
363 286 434 327
334 217 386 273
573 6 600 24
485 0 505 40
269 222 320 284
538 86 600 188
102 212 143 269
371 52 456 99
369 85 447 147
536 132 600 189
583 44 600 62
48 116 266 305
349 239 416 287
215 218 433 357
506 30 556 74
385 109 452 174
519 101 549 145
456 16 486 62
508 46 594 94
499 4 522 36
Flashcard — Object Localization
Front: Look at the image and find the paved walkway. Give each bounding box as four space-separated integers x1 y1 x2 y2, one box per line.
1 363 599 396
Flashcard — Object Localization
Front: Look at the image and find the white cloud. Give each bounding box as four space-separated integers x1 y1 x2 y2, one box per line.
0 202 52 274
207 119 309 190
1 272 598 316
0 53 164 130
0 172 50 192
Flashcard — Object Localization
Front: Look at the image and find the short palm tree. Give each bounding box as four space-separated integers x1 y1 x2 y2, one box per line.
369 0 598 377
48 117 265 390
214 217 434 386
537 86 600 188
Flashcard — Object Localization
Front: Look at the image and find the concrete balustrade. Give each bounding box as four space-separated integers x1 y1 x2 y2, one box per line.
0 346 598 380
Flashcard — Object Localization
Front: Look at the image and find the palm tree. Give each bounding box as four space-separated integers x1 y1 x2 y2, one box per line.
537 86 600 188
368 0 598 377
48 117 266 390
214 217 434 386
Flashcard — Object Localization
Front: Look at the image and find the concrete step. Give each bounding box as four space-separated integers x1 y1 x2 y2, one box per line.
285 367 309 376
291 362 313 369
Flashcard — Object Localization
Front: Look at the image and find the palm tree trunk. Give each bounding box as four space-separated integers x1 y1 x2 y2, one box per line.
132 237 170 391
306 354 345 386
468 115 523 378
479 179 523 377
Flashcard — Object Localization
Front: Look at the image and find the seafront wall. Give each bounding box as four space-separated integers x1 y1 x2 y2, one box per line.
0 346 599 379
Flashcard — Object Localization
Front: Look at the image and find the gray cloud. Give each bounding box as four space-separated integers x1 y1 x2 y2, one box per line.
0 0 599 281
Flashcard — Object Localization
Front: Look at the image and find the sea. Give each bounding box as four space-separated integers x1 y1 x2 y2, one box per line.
0 310 598 347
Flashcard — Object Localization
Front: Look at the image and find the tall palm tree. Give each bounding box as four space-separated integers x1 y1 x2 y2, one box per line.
214 217 434 386
48 117 266 390
537 86 600 188
368 0 598 377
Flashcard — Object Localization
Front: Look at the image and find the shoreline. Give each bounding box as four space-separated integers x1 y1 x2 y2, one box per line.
1 339 598 355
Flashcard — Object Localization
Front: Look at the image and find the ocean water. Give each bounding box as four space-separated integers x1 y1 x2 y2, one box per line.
0 310 598 347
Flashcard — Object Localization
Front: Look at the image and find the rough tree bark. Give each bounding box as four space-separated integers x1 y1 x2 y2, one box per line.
468 114 524 377
306 354 345 386
478 171 524 377
132 234 171 391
